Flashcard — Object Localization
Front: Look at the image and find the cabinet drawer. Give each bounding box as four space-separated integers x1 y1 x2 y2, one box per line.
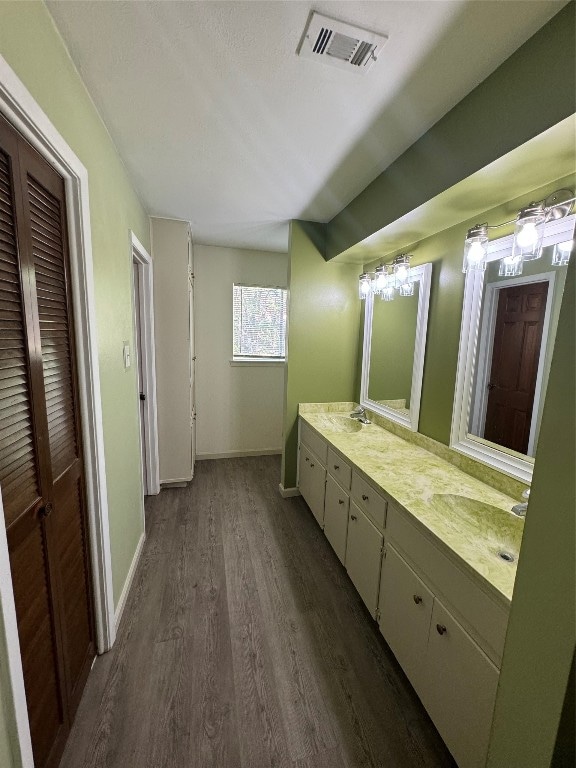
422 599 499 768
346 501 384 617
386 503 508 666
300 420 328 465
327 448 351 490
324 475 350 564
378 545 434 697
351 472 387 530
298 444 326 527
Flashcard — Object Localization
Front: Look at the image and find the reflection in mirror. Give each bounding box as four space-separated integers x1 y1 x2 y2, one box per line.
468 249 567 458
361 263 432 430
451 215 574 481
367 282 420 418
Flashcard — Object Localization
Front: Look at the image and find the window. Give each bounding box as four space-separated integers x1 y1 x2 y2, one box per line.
233 284 287 361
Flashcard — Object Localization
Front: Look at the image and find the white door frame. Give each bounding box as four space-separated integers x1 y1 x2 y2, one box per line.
0 55 116 767
471 271 556 457
131 232 160 496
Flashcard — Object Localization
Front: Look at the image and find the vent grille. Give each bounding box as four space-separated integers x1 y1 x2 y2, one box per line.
298 12 387 74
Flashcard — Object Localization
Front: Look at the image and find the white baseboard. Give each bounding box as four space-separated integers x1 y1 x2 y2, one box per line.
114 532 145 631
160 473 193 486
196 448 282 460
279 484 300 498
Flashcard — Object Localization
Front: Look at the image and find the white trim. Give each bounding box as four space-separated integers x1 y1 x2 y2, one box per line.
0 54 117 766
451 215 575 482
360 263 432 431
114 532 145 630
196 448 282 460
131 232 160 497
278 485 301 498
471 272 556 457
230 358 286 366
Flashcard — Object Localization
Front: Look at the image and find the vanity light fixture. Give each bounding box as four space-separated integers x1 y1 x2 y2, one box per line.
462 188 575 275
358 254 414 301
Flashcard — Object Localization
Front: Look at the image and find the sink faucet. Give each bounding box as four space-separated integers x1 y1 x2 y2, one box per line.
350 406 371 424
511 488 530 517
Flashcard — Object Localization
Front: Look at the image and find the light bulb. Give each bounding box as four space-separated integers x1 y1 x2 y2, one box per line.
374 270 387 292
467 241 486 264
396 265 408 282
516 222 538 248
360 281 371 296
552 240 573 266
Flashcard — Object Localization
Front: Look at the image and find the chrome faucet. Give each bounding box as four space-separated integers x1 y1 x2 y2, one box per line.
350 406 371 424
511 488 530 517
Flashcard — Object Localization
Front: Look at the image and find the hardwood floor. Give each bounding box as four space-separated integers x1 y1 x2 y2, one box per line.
60 456 456 768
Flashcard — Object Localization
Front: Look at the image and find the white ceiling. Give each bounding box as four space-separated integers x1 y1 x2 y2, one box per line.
47 0 568 253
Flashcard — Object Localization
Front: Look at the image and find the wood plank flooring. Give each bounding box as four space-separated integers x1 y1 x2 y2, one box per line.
59 456 456 768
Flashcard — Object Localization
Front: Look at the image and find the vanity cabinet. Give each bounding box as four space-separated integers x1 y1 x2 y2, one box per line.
345 501 384 616
422 599 499 768
324 474 349 564
298 443 326 526
379 524 501 768
378 544 433 695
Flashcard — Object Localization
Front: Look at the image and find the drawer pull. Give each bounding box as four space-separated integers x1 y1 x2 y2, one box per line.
413 595 423 605
350 514 357 521
362 494 369 501
338 499 345 505
334 464 340 470
436 624 447 636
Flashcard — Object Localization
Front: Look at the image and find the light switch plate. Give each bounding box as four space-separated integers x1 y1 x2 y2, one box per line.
123 342 131 369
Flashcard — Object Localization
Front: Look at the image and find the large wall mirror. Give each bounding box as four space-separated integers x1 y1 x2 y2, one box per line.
451 215 575 482
361 263 432 430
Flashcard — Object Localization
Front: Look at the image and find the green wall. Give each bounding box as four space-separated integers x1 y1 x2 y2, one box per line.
367 286 418 406
0 3 149 764
282 221 360 488
363 174 575 448
326 1 576 260
487 258 575 768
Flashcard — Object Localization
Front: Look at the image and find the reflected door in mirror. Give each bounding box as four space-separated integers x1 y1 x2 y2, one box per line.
484 281 548 454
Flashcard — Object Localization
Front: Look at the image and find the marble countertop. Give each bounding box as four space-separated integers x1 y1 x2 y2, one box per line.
299 405 524 605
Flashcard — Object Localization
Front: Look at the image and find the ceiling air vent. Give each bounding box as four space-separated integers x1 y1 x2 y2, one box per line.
298 12 388 74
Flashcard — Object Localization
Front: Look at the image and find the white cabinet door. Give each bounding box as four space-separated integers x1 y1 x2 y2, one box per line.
345 501 383 616
378 545 433 697
298 445 326 527
422 598 499 768
324 475 349 564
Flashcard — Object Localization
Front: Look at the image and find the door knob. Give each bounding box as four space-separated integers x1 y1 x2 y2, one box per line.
139 392 146 401
39 502 53 520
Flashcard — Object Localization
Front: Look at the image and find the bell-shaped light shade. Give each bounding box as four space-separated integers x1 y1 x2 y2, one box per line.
512 204 545 261
373 265 388 295
358 272 373 299
499 253 524 277
462 224 489 273
552 239 573 266
398 279 414 297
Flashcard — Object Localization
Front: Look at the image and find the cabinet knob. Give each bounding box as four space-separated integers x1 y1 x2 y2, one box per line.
362 494 369 501
334 464 340 470
305 456 309 462
436 624 447 636
413 595 423 605
338 499 344 505
350 514 357 521
310 463 315 468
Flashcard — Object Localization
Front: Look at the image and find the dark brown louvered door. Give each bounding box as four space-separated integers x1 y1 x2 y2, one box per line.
0 113 95 768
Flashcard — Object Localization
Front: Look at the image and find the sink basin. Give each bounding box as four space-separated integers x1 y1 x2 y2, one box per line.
314 414 363 434
429 494 524 562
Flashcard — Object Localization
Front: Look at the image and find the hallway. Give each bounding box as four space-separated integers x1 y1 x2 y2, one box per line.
60 457 455 768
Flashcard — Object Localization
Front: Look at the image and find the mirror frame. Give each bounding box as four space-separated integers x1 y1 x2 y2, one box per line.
451 213 575 482
361 262 432 431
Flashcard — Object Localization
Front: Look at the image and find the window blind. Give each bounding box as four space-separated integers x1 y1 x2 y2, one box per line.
233 285 287 359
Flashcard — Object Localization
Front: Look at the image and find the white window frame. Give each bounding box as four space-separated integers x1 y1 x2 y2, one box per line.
232 283 287 364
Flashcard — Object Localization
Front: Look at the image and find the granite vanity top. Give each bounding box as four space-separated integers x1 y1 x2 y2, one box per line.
299 403 525 605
